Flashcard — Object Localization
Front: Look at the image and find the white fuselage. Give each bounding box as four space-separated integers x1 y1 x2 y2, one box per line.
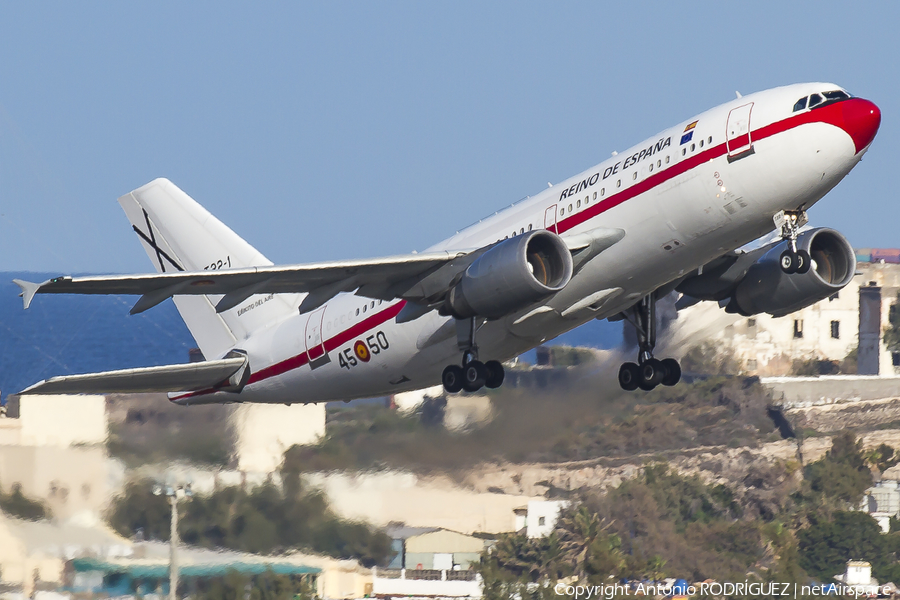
173 83 876 405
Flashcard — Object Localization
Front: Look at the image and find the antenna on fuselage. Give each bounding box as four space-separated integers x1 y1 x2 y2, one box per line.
735 91 742 99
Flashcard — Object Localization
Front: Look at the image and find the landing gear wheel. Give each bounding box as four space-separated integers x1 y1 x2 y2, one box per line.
780 250 798 274
639 358 664 390
462 360 488 392
661 358 682 386
796 249 811 274
618 362 640 391
442 365 464 394
484 360 505 389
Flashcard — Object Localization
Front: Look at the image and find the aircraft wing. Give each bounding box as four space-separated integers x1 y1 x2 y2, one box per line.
14 226 624 318
14 250 473 316
19 355 248 395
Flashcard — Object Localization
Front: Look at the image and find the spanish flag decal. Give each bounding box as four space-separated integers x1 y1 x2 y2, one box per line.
680 120 698 145
354 340 371 362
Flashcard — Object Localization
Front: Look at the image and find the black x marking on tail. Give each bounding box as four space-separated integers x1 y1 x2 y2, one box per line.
132 209 184 272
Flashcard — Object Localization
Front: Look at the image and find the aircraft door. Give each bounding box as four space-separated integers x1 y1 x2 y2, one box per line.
726 102 754 161
305 306 331 370
544 205 558 234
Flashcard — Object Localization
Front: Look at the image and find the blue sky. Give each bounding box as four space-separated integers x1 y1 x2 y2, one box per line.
0 2 897 273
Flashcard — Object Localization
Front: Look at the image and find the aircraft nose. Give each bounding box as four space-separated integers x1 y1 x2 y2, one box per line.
840 97 881 154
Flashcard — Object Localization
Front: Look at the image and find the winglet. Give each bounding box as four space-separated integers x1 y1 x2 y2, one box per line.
13 279 47 310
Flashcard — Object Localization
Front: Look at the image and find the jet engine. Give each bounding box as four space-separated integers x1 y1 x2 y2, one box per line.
677 228 856 317
444 229 573 319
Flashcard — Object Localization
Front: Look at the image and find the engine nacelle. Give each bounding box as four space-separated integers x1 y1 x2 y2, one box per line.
444 229 573 319
728 228 856 317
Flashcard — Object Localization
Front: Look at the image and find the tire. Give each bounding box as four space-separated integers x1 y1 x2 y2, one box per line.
442 365 464 393
661 358 682 386
618 362 640 391
796 249 811 274
639 358 664 390
484 360 505 389
780 250 797 274
462 360 487 392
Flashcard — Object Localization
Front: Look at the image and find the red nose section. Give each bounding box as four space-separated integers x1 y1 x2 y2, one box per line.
840 98 881 154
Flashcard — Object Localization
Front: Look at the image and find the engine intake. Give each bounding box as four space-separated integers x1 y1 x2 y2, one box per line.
729 228 856 317
445 229 573 319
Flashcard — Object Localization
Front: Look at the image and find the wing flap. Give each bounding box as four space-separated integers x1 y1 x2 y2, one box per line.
18 356 247 396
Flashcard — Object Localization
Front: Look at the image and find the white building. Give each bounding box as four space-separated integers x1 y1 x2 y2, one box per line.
671 261 900 376
514 500 569 538
231 403 325 473
860 479 900 533
834 560 879 597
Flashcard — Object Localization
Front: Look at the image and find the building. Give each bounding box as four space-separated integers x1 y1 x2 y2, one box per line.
230 403 325 473
671 260 900 376
0 512 132 598
834 560 880 597
514 500 569 538
860 477 900 533
0 395 113 521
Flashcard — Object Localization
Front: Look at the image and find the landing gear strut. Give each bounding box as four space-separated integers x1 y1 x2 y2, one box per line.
441 317 505 393
774 210 810 274
617 294 681 392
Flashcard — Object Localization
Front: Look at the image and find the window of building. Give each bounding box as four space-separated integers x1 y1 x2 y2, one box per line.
893 352 900 367
748 318 756 328
831 320 840 339
793 319 803 339
747 359 757 370
538 516 546 526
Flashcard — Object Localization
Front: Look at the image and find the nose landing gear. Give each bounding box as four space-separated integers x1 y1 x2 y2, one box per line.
617 294 681 391
774 210 811 274
441 317 505 393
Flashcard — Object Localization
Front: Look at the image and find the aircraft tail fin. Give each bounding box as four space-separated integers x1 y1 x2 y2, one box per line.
118 178 297 358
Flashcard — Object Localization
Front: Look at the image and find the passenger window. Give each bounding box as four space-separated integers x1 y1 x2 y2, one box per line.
699 139 704 148
682 148 686 156
690 143 695 152
601 188 605 196
793 97 808 112
559 208 564 216
708 136 712 144
649 163 653 172
808 93 823 108
657 160 661 168
632 172 637 180
528 224 533 231
355 308 359 316
520 227 524 234
371 301 375 308
665 155 670 164
568 204 572 212
593 192 597 200
616 179 621 188
576 199 581 208
362 304 367 313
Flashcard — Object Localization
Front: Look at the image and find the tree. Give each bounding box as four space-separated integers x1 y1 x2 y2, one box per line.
798 511 887 581
0 483 50 521
803 432 873 505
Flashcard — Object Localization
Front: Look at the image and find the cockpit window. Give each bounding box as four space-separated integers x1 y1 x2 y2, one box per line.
808 93 823 108
792 97 808 112
823 90 850 101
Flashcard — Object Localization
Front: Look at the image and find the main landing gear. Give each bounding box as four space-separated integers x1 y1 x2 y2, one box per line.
617 294 681 392
441 317 505 393
775 209 811 274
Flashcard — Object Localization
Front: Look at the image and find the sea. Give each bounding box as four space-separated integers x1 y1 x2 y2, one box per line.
0 272 621 402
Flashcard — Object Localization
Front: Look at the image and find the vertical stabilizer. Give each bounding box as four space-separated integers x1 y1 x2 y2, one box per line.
118 178 296 359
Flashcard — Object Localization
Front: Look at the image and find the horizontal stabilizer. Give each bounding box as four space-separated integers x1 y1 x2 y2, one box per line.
19 356 247 396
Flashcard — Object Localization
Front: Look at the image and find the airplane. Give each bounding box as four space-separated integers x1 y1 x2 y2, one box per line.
14 82 880 404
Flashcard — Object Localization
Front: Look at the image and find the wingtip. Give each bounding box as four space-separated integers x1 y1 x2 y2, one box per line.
12 279 45 310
